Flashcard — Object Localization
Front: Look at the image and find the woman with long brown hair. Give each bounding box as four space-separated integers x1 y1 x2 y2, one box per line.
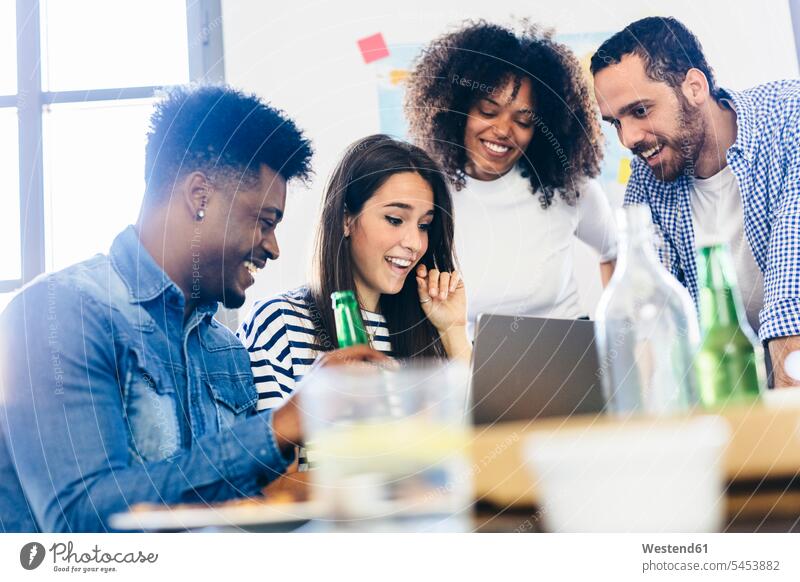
237 134 469 411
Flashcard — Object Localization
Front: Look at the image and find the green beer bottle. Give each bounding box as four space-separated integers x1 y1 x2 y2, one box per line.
695 244 764 407
331 290 370 348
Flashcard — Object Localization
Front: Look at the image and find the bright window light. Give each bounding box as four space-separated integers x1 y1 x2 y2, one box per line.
0 0 15 95
43 98 155 271
40 0 189 91
0 292 15 314
0 108 21 280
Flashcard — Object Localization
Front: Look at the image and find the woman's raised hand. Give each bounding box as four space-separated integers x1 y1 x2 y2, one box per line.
415 264 467 333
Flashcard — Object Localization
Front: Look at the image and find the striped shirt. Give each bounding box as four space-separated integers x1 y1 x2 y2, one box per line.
236 286 394 410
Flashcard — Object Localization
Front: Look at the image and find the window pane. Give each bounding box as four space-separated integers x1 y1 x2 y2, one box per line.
41 0 189 91
43 99 154 271
0 107 21 280
0 0 15 94
0 291 16 315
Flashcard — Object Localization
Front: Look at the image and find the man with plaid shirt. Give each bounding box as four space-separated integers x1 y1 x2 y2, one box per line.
591 16 800 387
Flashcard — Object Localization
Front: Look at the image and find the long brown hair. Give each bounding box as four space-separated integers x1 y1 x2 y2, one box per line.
308 134 456 359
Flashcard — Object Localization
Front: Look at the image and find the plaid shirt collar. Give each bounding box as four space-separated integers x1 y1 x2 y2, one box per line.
725 88 758 163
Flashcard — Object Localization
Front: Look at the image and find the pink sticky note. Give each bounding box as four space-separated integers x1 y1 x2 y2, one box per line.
357 33 390 64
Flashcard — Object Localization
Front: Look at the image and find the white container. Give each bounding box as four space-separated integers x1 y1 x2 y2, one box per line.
524 416 730 532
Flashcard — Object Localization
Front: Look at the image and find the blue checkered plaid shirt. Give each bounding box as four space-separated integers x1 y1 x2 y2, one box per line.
624 80 800 343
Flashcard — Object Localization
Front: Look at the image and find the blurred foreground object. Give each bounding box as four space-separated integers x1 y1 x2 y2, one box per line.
595 205 699 415
525 416 729 532
300 359 472 531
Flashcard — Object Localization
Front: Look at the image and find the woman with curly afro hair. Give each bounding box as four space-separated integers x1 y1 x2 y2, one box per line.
405 20 618 334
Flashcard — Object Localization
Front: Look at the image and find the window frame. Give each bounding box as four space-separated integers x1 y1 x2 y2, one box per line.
1 0 224 293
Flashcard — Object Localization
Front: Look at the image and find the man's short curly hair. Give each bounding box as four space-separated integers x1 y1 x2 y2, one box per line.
590 17 721 100
145 85 313 199
404 20 603 208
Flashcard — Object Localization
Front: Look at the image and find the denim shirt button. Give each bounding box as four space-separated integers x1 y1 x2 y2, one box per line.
259 449 267 456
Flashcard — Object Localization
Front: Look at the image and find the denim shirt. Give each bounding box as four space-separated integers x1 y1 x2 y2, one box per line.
0 226 292 532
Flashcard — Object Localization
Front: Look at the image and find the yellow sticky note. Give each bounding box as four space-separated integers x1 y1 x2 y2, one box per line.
389 69 409 86
617 157 632 184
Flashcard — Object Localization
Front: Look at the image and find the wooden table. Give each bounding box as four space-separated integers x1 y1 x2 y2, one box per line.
469 403 800 532
120 400 800 532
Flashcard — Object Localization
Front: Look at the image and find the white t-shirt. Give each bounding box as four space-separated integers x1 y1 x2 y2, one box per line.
453 169 618 337
690 164 764 333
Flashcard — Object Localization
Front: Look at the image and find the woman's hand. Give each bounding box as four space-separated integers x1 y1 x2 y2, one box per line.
416 264 472 362
311 344 392 370
416 264 467 331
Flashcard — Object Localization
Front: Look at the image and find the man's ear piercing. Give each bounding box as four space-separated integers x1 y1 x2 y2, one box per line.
196 195 209 221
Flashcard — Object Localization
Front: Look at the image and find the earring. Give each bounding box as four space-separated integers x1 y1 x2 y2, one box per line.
196 195 208 221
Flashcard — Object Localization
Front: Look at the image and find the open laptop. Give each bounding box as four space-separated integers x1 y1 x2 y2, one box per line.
470 313 606 425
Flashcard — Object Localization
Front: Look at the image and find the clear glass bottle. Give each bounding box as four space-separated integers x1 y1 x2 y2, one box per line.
594 205 700 415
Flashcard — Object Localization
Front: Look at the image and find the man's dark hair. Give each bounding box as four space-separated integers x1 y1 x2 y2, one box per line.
144 85 313 198
590 17 721 99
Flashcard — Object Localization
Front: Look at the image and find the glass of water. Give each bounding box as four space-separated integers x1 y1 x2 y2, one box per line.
298 359 473 531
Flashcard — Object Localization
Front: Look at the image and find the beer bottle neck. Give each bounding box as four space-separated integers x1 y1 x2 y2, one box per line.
331 290 370 348
697 245 746 330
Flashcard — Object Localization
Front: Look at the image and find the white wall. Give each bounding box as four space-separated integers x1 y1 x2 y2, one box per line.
221 0 799 320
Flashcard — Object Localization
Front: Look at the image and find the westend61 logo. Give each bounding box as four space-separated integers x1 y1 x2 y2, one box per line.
20 541 158 574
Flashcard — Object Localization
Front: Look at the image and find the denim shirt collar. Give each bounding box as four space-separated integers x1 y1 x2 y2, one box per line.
109 226 218 319
110 225 177 303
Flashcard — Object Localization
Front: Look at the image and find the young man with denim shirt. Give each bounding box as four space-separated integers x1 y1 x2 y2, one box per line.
591 17 800 387
0 86 387 532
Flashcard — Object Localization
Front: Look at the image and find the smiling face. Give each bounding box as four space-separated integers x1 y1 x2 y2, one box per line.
345 172 435 310
593 54 705 182
463 77 535 181
200 164 286 308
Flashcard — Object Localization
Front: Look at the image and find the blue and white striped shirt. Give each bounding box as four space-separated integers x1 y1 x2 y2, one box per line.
236 287 394 410
624 81 800 343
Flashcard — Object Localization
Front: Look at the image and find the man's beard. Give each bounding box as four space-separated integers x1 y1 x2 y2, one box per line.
647 92 705 182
